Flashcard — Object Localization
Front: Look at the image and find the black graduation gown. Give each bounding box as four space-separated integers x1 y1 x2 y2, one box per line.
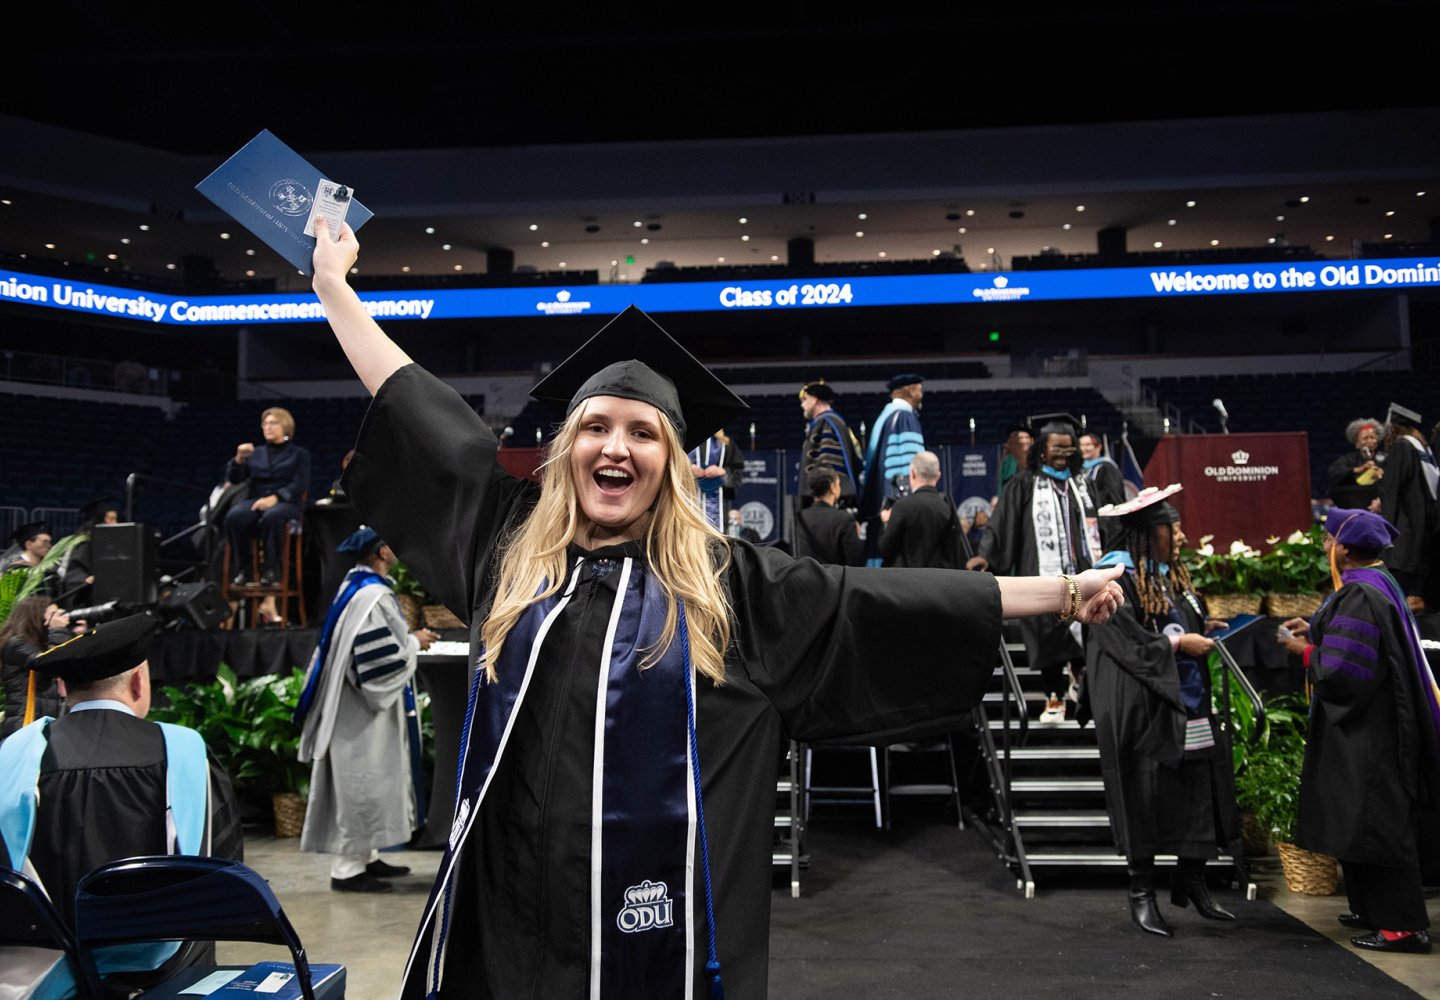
1084 574 1242 863
344 364 1003 1000
28 709 244 925
977 471 1097 671
879 486 969 569
793 501 864 566
1377 439 1436 579
1296 579 1440 868
0 628 69 738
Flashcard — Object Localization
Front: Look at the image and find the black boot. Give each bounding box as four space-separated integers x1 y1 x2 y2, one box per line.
1128 862 1174 937
1170 858 1236 921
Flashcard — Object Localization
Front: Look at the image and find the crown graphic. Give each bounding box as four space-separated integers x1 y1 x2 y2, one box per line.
557 289 572 302
624 880 669 906
993 276 1009 288
1231 450 1250 464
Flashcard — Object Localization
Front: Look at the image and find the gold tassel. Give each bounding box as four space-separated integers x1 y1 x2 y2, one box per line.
23 670 37 726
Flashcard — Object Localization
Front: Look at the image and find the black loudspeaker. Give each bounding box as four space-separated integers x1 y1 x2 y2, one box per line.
160 581 233 631
92 523 157 605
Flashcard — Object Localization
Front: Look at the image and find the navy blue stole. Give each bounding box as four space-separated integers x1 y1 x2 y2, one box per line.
402 556 702 1000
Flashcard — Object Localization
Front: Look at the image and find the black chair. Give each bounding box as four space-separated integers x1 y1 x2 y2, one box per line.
0 867 105 999
73 855 343 1000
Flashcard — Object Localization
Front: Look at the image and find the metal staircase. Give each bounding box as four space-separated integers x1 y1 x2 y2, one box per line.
967 628 1253 898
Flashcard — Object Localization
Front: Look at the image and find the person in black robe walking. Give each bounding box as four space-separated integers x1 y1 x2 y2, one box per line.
879 450 970 569
1085 484 1244 937
1279 506 1440 954
1376 402 1438 610
309 219 1127 1000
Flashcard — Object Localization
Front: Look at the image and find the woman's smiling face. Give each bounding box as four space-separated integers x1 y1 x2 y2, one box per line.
569 395 669 547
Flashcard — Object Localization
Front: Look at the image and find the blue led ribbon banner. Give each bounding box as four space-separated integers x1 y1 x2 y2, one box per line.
3 258 1438 326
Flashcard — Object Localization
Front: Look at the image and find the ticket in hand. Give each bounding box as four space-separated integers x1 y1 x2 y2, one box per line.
304 179 353 240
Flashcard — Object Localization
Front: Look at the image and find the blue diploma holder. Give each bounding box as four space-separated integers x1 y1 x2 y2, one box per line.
195 130 373 275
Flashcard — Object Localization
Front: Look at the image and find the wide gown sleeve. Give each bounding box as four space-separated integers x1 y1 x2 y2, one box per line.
726 542 1002 743
1310 585 1393 723
341 364 537 624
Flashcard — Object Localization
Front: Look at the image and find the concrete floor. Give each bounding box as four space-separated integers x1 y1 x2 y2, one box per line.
224 831 1440 999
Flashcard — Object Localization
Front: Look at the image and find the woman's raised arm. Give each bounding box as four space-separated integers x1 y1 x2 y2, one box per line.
311 218 413 395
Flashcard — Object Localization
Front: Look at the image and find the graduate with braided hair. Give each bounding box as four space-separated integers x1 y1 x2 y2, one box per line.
1085 484 1244 938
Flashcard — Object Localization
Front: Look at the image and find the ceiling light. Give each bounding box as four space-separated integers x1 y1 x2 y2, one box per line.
1153 241 1163 248
931 249 940 256
425 227 436 234
1062 223 1072 231
717 256 725 263
106 253 118 260
633 221 643 228
1275 215 1285 222
986 247 995 254
965 210 974 217
219 232 231 239
957 228 966 235
454 264 463 271
640 238 649 244
1385 210 1395 217
1324 235 1334 242
44 243 55 249
0 199 10 206
1384 233 1393 239
741 235 750 242
402 266 411 272
1267 237 1276 245
1075 205 1085 213
1210 239 1220 246
1299 196 1310 203
558 261 567 268
246 270 255 277
611 259 618 266
1417 191 1427 197
738 217 748 224
877 251 886 258
858 213 867 220
349 267 358 274
855 231 864 238
541 241 550 248
529 224 539 231
120 237 131 245
1186 200 1196 208
139 224 150 231
1167 219 1176 226
442 244 452 250
166 262 176 269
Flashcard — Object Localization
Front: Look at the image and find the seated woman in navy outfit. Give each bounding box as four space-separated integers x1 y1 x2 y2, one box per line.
224 407 311 616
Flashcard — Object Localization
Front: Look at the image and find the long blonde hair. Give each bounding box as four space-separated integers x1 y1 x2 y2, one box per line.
480 404 733 685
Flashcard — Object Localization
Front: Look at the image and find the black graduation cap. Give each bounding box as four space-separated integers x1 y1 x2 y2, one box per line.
1386 401 1423 430
1027 411 1081 438
11 521 48 546
530 305 748 452
28 610 160 683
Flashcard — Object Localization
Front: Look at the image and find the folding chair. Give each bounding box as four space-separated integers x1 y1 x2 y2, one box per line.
0 867 104 1000
73 855 344 1000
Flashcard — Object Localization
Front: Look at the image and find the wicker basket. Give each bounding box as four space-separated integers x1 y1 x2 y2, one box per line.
1275 840 1339 895
272 791 306 839
395 594 423 630
1263 592 1326 618
422 604 465 630
1204 593 1264 618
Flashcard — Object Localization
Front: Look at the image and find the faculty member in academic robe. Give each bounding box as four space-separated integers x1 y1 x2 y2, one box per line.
309 219 1126 1000
1280 507 1440 954
297 525 438 893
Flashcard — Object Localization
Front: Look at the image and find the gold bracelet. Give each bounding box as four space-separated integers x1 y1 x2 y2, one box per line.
1056 575 1081 622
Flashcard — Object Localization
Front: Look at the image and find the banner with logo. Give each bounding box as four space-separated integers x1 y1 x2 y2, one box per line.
943 445 1001 522
734 451 784 543
1144 433 1312 550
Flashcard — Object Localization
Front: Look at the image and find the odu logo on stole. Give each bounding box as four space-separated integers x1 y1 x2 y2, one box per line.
616 879 674 933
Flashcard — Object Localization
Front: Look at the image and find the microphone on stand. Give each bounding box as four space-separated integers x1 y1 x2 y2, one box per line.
1212 398 1230 434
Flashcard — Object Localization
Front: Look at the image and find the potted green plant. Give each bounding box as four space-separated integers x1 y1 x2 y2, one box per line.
1231 693 1337 894
1258 525 1331 617
1181 536 1266 617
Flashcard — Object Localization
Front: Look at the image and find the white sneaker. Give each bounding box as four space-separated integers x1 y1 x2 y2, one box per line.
1038 694 1066 725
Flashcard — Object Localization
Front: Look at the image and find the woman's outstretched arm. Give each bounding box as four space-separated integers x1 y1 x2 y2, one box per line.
311 218 413 395
995 564 1125 624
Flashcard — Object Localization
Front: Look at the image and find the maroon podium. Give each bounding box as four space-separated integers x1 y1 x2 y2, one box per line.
1143 433 1311 550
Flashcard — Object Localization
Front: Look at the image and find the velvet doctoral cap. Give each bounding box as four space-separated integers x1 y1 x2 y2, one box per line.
800 380 835 403
887 373 924 392
337 524 385 559
530 305 748 452
28 610 159 683
1324 507 1399 550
